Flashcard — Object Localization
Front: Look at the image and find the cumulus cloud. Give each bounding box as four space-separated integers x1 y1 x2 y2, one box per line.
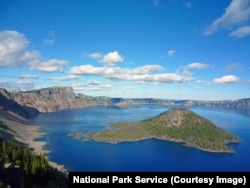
69 65 107 75
229 25 250 38
42 30 55 45
212 75 240 84
0 30 68 72
69 64 193 84
131 65 163 74
86 51 124 66
0 30 40 68
128 73 193 83
29 59 68 72
204 0 250 37
69 64 163 76
101 51 124 65
186 62 209 70
167 50 175 56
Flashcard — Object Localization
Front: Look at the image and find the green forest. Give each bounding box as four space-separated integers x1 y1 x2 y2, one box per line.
142 110 239 152
0 121 68 188
91 108 239 153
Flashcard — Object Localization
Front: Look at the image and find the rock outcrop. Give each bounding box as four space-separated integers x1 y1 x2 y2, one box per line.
0 86 250 119
0 87 109 116
0 88 39 118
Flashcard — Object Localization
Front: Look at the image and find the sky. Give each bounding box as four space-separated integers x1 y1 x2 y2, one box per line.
0 0 250 100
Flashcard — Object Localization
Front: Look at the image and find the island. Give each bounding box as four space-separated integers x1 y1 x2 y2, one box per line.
69 108 240 153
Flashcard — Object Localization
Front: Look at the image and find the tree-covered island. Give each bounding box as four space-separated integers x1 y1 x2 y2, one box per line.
69 108 240 153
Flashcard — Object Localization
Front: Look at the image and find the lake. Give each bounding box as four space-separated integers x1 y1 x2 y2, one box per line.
29 105 250 172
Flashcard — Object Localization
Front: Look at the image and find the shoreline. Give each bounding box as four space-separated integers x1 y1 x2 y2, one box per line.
0 110 68 174
72 132 238 154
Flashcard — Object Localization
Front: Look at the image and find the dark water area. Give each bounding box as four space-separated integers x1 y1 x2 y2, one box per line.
29 105 250 172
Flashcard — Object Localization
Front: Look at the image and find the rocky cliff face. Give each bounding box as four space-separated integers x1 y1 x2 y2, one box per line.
0 86 250 119
179 99 250 109
0 88 39 118
0 86 110 117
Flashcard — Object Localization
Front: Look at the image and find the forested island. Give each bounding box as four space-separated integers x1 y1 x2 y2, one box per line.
70 108 239 153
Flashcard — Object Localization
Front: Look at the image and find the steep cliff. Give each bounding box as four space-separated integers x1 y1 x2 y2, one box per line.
0 86 250 119
0 86 109 115
0 88 39 118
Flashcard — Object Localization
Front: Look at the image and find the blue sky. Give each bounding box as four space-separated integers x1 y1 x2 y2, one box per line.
0 0 250 100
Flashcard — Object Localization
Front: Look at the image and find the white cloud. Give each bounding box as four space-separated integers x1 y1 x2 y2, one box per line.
42 30 55 45
0 30 68 72
71 81 112 92
86 51 124 66
130 73 193 83
87 52 102 60
212 75 240 84
229 25 250 38
101 51 124 65
16 74 39 79
131 65 163 74
226 63 242 71
87 80 112 90
29 59 68 72
0 80 34 91
0 30 40 68
204 0 250 36
122 87 136 92
186 62 209 70
69 65 107 75
69 64 163 76
167 50 175 56
69 64 193 84
71 83 85 91
46 75 81 81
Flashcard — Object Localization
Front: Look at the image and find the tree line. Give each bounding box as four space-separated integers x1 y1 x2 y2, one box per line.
0 133 68 187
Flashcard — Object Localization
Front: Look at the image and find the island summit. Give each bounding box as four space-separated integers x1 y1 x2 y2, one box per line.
76 108 239 153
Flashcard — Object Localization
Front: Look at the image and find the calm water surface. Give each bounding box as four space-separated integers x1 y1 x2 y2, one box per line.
29 105 250 172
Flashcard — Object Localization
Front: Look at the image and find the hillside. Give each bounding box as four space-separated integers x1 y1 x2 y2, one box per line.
0 137 68 187
88 108 239 153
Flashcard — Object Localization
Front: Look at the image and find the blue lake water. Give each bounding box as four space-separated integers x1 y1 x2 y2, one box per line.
29 105 250 172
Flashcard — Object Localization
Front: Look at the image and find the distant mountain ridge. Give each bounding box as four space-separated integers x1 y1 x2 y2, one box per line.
0 86 250 118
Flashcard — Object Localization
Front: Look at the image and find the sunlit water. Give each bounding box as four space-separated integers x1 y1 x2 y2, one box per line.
29 105 250 172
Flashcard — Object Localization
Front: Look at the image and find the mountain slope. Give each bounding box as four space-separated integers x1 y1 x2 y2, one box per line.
90 108 239 153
